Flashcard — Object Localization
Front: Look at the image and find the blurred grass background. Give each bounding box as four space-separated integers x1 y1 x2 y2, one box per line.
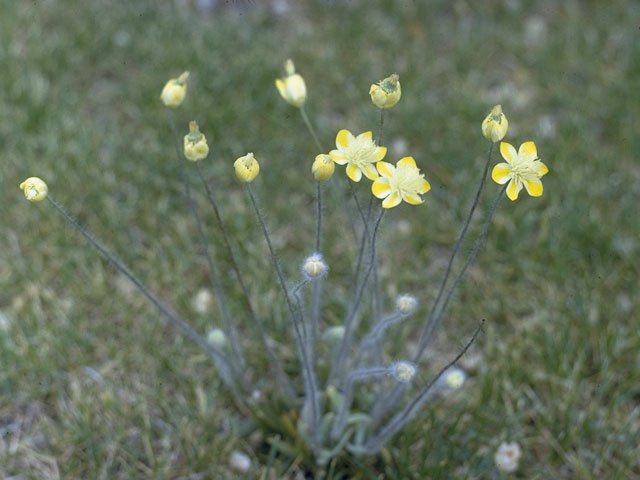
1 0 639 478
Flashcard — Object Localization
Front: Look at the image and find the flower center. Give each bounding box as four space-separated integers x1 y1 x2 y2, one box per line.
388 165 425 195
346 137 378 166
509 156 539 183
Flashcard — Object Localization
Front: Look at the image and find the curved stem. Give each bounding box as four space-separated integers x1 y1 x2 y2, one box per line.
300 106 323 153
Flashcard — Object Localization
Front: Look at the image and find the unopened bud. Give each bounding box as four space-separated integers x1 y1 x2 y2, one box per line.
481 104 509 142
391 361 416 383
395 294 418 316
302 253 328 279
20 177 48 202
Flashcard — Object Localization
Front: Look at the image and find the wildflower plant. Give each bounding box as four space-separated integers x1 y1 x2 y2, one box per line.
21 61 548 473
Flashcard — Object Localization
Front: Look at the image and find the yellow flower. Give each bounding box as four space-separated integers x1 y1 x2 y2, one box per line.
329 129 387 182
371 157 430 209
275 59 307 108
183 121 209 162
19 177 48 202
234 152 260 182
369 73 402 109
481 104 509 142
311 154 335 181
160 71 189 108
492 141 548 201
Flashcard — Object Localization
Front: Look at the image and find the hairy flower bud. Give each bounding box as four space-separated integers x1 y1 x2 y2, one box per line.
481 104 509 142
395 293 418 316
302 253 328 279
160 71 189 108
311 154 335 181
20 177 48 202
391 361 417 383
275 59 307 108
234 152 260 182
207 328 227 348
369 73 402 109
183 121 209 162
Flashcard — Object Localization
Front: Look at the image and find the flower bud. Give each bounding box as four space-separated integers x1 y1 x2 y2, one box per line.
391 361 417 383
481 104 509 142
302 253 328 279
395 293 418 316
275 59 307 108
442 367 466 390
160 71 189 108
311 154 335 181
234 152 260 182
323 325 345 342
369 73 401 109
229 451 251 473
20 177 48 202
207 328 227 348
494 442 522 473
183 121 209 162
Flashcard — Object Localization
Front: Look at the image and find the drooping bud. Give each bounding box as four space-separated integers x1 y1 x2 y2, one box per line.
275 59 307 108
234 152 260 182
160 71 189 108
311 154 335 181
20 177 48 202
369 73 402 109
481 104 509 142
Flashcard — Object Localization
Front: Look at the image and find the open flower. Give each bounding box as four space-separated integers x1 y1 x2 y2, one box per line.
275 59 307 108
371 157 430 208
369 73 401 109
492 141 548 201
329 129 386 182
20 177 48 202
160 71 189 108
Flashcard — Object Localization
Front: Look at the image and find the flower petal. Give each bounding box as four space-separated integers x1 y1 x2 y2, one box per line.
500 142 517 164
358 131 373 141
524 177 543 197
403 193 424 205
373 146 387 161
382 192 402 209
330 150 347 165
518 141 537 159
419 179 431 194
336 129 351 149
275 79 286 98
492 163 512 184
397 156 417 168
372 178 392 198
361 163 379 180
537 161 549 176
506 178 522 201
346 164 362 182
376 161 394 177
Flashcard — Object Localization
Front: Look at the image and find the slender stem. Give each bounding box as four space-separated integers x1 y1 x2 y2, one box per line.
417 186 505 355
195 162 295 402
246 184 320 447
45 197 248 399
330 209 386 385
365 320 485 453
300 106 323 153
376 109 385 146
315 181 322 253
413 143 494 362
167 111 245 370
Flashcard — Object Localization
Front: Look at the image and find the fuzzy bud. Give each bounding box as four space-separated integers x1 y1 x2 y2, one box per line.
311 154 335 181
234 152 260 182
442 367 466 390
494 442 522 473
302 253 328 279
183 121 209 162
482 104 509 142
391 361 417 383
20 177 48 202
395 293 418 316
160 71 189 108
369 73 401 109
229 451 251 473
207 328 227 348
323 325 345 342
275 59 307 108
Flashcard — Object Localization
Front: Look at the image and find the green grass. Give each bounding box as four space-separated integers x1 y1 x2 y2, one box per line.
2 0 639 478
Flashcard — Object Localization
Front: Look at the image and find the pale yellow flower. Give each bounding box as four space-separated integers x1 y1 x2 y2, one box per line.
234 152 260 182
369 73 401 109
183 121 209 162
311 154 335 181
329 129 387 182
275 59 307 108
160 71 189 108
481 104 509 142
371 157 430 208
492 141 548 201
19 177 48 202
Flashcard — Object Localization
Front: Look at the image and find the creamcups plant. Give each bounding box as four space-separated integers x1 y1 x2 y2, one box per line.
21 63 548 473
